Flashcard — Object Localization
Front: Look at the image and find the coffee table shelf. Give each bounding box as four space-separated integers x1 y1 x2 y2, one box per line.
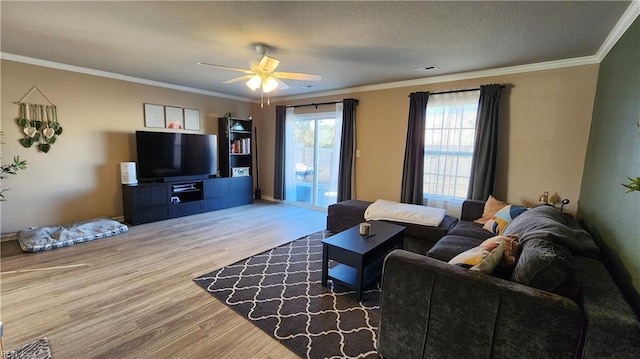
327 260 384 293
322 221 405 300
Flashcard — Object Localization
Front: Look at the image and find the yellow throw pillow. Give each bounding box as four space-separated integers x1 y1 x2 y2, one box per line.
473 195 508 224
449 241 505 274
480 235 519 267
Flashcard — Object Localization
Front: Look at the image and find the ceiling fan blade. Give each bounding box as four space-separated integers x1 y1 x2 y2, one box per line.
223 75 253 84
258 55 280 73
272 72 321 81
275 78 289 90
197 62 254 74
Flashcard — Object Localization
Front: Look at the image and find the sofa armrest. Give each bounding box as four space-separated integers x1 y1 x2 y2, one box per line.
575 257 640 358
461 199 485 222
378 250 583 359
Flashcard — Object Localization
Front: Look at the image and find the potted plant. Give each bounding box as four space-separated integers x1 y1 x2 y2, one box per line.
0 132 27 200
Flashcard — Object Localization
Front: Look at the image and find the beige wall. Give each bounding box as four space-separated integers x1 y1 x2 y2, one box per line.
1 60 255 234
1 60 598 234
255 65 599 214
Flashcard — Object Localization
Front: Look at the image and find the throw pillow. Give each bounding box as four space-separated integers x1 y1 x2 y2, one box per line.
480 235 519 267
474 195 508 224
449 241 505 274
482 204 528 235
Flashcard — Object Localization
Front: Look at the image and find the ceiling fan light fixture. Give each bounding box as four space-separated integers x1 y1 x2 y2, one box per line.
246 74 262 91
200 43 320 105
262 76 279 93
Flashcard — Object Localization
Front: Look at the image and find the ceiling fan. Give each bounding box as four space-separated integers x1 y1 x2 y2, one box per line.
198 44 321 106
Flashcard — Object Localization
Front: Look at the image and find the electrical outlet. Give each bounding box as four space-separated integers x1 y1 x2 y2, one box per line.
356 150 360 158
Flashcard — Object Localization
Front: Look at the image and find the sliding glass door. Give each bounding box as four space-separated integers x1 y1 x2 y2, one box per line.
286 110 341 208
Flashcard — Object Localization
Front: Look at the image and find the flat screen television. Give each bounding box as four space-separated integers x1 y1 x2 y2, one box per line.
136 131 218 182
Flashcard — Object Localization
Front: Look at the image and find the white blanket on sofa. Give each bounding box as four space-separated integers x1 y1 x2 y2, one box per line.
364 199 446 226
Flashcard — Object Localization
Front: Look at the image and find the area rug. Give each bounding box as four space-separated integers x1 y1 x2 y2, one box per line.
4 337 52 359
193 230 382 359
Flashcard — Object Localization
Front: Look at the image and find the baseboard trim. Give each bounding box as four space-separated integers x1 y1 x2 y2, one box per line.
1 232 17 242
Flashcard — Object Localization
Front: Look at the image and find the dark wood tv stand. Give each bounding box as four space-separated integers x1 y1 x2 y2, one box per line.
122 176 252 225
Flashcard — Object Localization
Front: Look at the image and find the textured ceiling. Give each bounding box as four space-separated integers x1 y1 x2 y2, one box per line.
0 1 633 100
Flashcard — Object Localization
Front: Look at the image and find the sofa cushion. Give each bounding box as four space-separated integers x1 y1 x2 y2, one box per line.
483 204 528 235
449 241 505 274
473 195 508 224
510 238 576 296
326 199 372 233
448 221 495 240
395 215 457 242
427 235 482 262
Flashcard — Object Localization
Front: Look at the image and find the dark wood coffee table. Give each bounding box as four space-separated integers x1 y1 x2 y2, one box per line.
321 220 406 300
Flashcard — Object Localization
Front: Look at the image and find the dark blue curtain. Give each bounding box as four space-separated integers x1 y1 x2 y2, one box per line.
401 92 429 204
467 84 502 200
337 99 358 202
274 105 286 200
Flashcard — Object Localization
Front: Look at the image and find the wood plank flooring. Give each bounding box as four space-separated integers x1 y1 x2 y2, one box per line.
0 200 327 358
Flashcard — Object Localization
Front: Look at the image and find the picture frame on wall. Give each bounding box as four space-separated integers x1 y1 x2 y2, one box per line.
184 108 201 131
144 103 165 128
165 106 184 129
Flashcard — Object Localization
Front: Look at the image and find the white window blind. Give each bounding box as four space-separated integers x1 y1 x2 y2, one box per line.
423 90 480 203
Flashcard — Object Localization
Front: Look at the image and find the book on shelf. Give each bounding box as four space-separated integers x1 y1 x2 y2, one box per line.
231 138 251 154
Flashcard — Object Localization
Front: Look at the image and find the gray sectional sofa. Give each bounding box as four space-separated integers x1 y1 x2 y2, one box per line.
377 199 640 358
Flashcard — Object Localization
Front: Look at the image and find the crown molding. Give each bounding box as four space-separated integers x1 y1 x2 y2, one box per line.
0 51 602 106
4 0 638 107
0 52 253 103
274 55 599 103
595 0 640 62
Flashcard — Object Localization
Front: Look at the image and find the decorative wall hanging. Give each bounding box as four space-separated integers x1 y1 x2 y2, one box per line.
184 109 200 130
165 106 184 129
15 86 62 153
143 103 200 130
144 104 165 128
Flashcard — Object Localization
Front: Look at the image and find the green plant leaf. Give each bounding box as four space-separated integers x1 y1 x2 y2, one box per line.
17 118 28 128
34 121 44 130
622 176 640 192
32 132 41 141
39 143 50 153
20 137 33 148
50 122 60 131
46 135 57 144
12 156 27 170
55 127 63 135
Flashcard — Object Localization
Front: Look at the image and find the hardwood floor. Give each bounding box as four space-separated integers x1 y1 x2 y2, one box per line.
0 200 327 358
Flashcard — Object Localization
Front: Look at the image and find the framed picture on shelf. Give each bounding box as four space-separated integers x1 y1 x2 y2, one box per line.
165 106 184 129
144 103 165 128
184 108 200 130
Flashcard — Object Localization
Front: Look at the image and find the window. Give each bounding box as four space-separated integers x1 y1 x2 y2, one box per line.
284 106 343 208
423 90 480 200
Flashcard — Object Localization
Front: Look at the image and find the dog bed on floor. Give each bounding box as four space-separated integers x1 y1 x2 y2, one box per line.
16 217 128 252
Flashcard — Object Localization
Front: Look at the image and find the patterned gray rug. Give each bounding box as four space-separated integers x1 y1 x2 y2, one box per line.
4 337 52 359
194 230 381 359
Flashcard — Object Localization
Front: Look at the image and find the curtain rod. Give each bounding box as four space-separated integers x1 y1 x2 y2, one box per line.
286 98 359 109
413 85 506 97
